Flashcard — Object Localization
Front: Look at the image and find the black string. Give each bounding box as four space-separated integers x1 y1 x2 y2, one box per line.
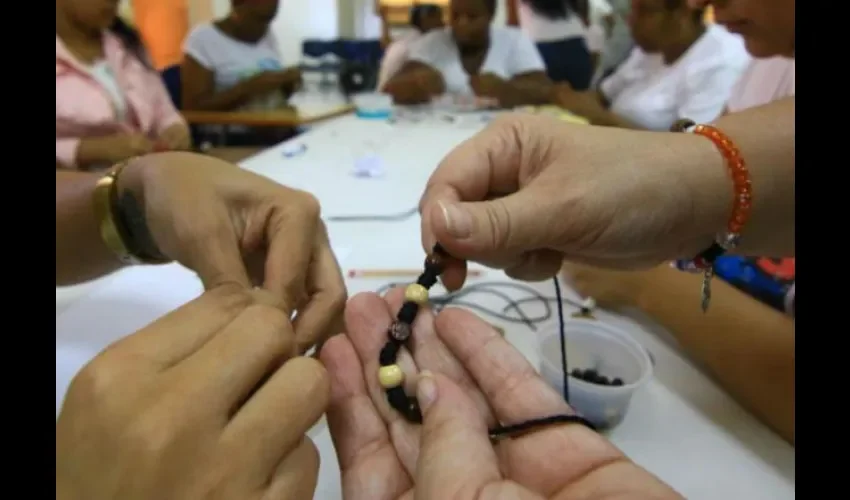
377 244 596 440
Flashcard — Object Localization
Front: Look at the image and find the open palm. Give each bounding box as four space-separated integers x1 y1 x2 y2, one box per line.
319 288 683 499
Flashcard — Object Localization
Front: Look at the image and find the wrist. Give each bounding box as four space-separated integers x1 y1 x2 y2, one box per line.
112 156 171 263
668 132 734 257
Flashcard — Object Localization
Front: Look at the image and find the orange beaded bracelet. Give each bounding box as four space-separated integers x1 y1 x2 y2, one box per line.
670 119 753 311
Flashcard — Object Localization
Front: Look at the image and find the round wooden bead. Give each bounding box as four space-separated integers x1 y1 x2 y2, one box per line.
404 283 429 305
378 364 405 389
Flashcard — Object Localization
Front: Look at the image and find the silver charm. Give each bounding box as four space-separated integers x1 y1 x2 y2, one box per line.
700 267 714 312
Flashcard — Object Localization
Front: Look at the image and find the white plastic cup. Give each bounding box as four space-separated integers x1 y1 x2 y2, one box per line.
353 92 393 119
538 319 653 429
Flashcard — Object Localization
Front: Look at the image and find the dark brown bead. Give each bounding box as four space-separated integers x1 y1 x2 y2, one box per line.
389 321 411 342
424 253 444 274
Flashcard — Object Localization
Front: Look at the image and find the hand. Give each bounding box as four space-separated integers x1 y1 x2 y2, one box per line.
157 123 192 151
561 261 655 307
279 67 303 94
470 72 507 100
57 286 328 499
551 83 606 121
418 113 728 290
321 289 682 499
81 133 154 165
118 152 346 351
250 68 302 94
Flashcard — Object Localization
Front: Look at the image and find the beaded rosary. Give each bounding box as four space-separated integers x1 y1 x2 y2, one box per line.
376 243 597 440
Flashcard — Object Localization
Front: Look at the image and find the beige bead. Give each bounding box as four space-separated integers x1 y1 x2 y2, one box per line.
378 364 405 389
404 283 429 305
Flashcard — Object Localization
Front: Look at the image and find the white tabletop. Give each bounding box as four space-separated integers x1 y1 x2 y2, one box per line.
56 111 794 499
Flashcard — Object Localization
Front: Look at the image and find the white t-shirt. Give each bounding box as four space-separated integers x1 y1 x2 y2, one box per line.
407 26 546 95
516 2 587 43
377 32 422 90
725 57 795 113
600 25 750 130
183 23 287 111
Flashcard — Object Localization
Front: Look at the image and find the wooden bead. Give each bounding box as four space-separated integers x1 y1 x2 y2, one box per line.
404 283 429 305
379 364 405 389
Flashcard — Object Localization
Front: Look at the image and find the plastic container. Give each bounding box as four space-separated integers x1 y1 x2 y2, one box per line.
538 319 653 429
353 92 393 119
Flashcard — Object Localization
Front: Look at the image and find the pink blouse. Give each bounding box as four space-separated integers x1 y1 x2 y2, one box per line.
56 32 185 168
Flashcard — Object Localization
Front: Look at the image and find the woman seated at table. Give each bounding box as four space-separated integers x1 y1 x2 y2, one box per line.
56 0 191 170
181 0 301 146
382 0 553 107
377 4 445 90
551 0 749 130
506 0 595 90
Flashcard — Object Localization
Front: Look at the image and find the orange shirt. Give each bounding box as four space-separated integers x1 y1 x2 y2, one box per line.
132 0 189 70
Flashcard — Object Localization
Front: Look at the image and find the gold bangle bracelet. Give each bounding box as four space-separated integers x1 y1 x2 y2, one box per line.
92 161 143 265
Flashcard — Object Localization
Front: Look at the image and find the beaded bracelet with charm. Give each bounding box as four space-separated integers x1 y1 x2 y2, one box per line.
669 119 753 312
377 243 597 441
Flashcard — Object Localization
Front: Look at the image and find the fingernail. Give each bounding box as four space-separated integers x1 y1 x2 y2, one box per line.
438 201 472 239
417 370 438 411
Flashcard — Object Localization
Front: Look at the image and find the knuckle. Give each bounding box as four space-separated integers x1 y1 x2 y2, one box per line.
293 190 321 220
66 357 116 403
205 284 255 312
125 411 181 459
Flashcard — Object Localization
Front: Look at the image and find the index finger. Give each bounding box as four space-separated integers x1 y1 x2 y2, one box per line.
264 190 321 311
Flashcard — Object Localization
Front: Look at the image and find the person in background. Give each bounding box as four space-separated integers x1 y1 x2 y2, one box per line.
506 0 595 90
561 0 795 444
377 4 445 90
181 0 301 146
131 0 189 70
550 0 749 129
592 0 633 80
383 0 552 107
56 0 191 170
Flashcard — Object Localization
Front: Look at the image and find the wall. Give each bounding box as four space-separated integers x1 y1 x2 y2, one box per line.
348 0 508 38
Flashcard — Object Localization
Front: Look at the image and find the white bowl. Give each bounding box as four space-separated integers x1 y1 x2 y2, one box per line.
538 318 653 429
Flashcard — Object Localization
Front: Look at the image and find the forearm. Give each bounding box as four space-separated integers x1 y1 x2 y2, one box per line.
75 137 118 169
184 79 267 111
56 171 126 285
586 107 642 129
684 98 795 257
498 77 554 108
635 267 795 444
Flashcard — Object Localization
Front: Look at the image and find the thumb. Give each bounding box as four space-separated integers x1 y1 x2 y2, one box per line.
416 371 501 499
182 213 253 293
429 189 557 260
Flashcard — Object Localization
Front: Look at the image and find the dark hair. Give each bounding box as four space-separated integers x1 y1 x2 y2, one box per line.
523 0 576 20
109 17 152 69
410 4 442 30
482 0 497 14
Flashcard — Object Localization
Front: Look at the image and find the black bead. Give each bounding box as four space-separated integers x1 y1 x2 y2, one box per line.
398 302 419 324
417 268 438 288
612 378 624 386
379 342 400 366
570 368 583 378
598 376 609 385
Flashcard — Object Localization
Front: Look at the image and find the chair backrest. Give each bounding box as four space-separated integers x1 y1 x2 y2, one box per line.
160 64 182 108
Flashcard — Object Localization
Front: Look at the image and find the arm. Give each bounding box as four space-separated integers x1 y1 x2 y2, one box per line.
181 55 268 111
383 61 445 104
58 136 141 170
506 0 520 26
692 97 795 257
634 266 794 444
148 69 188 133
497 71 555 107
56 170 126 285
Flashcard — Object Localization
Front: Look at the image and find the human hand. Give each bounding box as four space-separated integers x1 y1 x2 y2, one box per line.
550 83 606 121
469 72 507 100
56 286 328 499
321 288 682 499
419 113 729 290
250 68 301 93
561 261 655 307
80 133 154 165
157 122 192 151
118 152 346 351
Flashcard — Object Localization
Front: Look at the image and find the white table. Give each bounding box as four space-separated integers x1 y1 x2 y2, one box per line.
56 111 794 499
